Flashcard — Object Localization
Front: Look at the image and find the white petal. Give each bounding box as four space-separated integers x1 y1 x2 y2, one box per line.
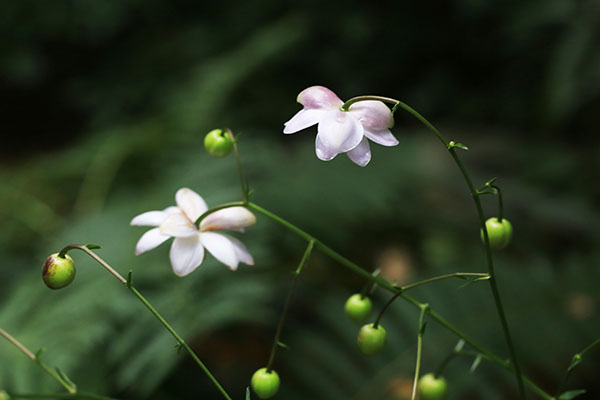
200 232 238 270
347 138 371 167
130 211 168 227
364 128 399 147
222 234 254 266
297 86 343 110
315 135 338 161
135 228 171 255
317 110 364 154
348 100 394 130
200 207 256 232
169 235 205 277
175 188 208 222
283 109 327 134
160 214 197 237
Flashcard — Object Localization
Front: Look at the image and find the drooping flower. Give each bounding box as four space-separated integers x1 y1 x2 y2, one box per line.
131 188 255 276
283 86 398 167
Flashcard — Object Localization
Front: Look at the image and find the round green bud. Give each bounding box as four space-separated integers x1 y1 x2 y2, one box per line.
0 390 11 400
251 368 280 399
418 373 447 400
204 129 233 157
344 294 373 324
42 253 75 290
357 323 387 355
480 217 513 250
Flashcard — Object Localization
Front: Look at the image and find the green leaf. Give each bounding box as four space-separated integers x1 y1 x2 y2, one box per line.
34 347 46 360
484 177 498 187
246 386 251 400
419 321 428 335
558 389 586 400
454 339 465 353
277 341 290 350
126 270 133 288
470 354 482 373
85 243 102 250
55 367 77 392
453 142 469 151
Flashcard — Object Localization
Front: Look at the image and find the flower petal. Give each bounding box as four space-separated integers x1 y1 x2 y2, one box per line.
199 232 238 270
297 86 343 110
169 235 205 277
283 109 327 134
160 214 197 237
222 234 254 266
348 100 394 131
346 137 371 167
317 110 364 154
364 128 399 147
200 207 256 232
135 228 171 255
315 135 338 161
175 188 208 222
130 211 169 227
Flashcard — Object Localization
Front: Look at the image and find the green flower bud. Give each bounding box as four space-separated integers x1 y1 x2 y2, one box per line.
42 253 76 290
204 129 233 157
480 217 513 250
418 373 448 400
251 368 280 399
0 390 11 400
344 294 372 324
357 323 387 355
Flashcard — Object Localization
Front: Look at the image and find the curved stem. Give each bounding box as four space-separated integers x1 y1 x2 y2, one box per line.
58 246 233 400
556 337 600 396
266 240 313 371
401 272 488 292
227 129 249 203
0 328 76 394
491 184 504 221
373 292 402 329
411 305 428 400
245 203 552 399
194 201 247 226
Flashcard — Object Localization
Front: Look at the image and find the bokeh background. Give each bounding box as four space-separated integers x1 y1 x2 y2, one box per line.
1 1 599 399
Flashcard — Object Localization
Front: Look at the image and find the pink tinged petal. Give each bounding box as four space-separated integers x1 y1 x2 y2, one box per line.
130 210 169 227
315 135 338 161
346 138 372 167
297 86 343 110
283 109 327 134
222 234 254 266
160 214 197 237
348 100 394 130
135 228 171 255
199 232 239 270
200 207 256 232
175 188 208 222
317 110 364 154
169 235 205 277
363 128 399 147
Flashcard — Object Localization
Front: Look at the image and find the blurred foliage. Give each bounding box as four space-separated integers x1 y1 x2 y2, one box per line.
1 0 599 399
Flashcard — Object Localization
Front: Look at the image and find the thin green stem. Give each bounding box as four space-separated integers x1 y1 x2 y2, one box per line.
373 291 402 329
491 184 504 221
59 246 233 400
435 351 456 378
245 203 553 400
400 272 489 292
448 148 526 399
0 328 76 393
266 240 314 371
227 129 249 203
411 305 428 400
344 94 526 398
8 393 117 400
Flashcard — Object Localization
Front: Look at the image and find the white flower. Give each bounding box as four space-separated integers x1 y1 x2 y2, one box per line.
131 188 255 276
283 86 399 167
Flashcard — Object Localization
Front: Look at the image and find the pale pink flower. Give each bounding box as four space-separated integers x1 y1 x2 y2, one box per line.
284 86 398 166
131 188 255 276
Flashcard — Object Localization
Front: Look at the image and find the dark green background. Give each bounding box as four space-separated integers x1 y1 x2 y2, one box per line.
1 1 599 399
